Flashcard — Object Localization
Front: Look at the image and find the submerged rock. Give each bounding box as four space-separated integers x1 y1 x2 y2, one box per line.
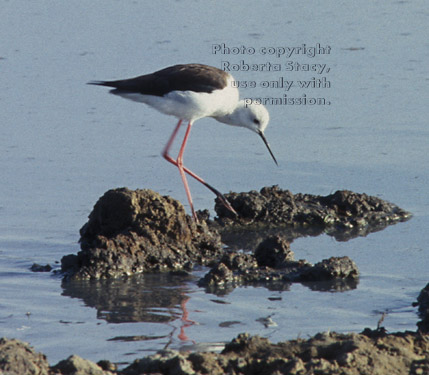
61 188 222 280
30 263 52 272
214 186 412 241
254 235 294 268
300 256 360 281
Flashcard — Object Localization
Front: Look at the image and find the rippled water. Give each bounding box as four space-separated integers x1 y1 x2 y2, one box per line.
1 0 428 366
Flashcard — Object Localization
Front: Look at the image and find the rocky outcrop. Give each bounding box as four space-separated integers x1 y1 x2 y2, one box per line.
215 187 412 241
61 188 222 280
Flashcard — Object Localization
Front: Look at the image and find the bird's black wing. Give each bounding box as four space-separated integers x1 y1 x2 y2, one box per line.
88 64 229 97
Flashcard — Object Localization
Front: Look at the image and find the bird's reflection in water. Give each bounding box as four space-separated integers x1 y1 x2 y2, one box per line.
61 272 197 346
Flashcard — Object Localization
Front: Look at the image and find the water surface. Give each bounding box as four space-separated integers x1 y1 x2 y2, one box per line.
1 0 428 366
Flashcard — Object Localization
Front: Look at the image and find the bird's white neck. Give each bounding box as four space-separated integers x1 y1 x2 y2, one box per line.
213 100 248 128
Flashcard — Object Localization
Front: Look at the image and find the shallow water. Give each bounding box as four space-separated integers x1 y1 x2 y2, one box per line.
1 0 428 366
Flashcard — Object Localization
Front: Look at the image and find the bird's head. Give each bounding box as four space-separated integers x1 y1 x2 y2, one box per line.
218 101 277 165
236 101 270 134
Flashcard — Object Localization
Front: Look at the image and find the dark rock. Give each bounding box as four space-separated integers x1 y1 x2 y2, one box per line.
199 236 359 293
199 262 237 287
219 251 258 272
61 187 410 282
30 263 52 272
214 186 412 241
60 254 78 270
61 188 222 280
414 283 429 333
299 256 359 281
254 235 294 268
97 359 117 372
0 337 49 375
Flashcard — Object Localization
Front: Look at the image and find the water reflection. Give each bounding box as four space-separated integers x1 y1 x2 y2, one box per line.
202 276 359 297
301 279 359 292
219 217 410 252
61 272 195 324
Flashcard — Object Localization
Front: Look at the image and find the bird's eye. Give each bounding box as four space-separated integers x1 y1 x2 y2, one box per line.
253 119 260 125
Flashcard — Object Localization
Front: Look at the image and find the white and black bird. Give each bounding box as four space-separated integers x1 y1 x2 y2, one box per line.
89 63 277 221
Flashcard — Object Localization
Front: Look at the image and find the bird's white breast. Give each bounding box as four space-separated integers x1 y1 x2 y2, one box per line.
114 75 239 122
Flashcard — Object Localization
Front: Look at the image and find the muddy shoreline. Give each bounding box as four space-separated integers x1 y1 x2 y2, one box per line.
5 186 425 375
2 322 428 374
2 282 429 375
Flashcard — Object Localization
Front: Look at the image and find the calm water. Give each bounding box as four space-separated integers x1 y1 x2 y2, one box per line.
1 0 428 366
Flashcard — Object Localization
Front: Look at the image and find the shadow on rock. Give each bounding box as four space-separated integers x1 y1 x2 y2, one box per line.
414 282 429 333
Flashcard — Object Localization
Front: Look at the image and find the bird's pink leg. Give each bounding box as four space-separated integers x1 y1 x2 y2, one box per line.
162 120 197 220
162 119 183 161
176 122 198 221
162 120 237 220
177 296 196 342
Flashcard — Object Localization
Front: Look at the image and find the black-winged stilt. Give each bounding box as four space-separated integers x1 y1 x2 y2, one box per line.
89 63 277 221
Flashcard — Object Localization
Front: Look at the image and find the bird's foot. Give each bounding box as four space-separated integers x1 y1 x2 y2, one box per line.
216 193 238 217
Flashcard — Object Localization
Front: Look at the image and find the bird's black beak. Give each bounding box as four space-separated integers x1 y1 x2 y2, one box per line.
258 130 278 166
